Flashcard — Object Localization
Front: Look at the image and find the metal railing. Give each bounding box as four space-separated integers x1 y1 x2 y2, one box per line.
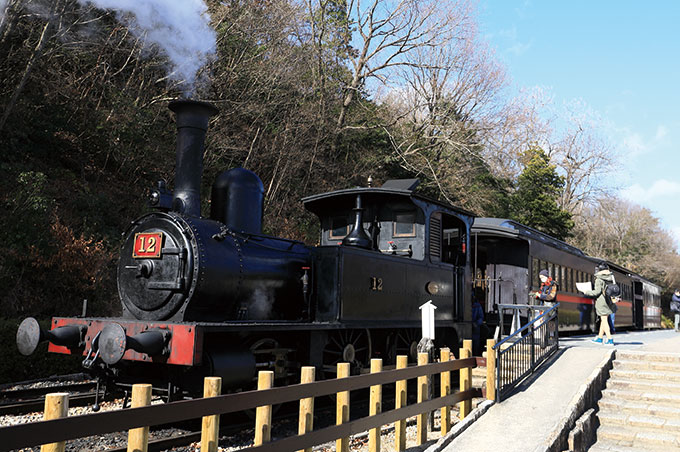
493 303 559 402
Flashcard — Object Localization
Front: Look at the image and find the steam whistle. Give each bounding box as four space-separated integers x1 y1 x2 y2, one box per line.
342 194 372 249
16 317 86 356
98 323 171 365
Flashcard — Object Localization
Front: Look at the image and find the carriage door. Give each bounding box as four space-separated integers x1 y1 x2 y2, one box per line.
633 281 643 329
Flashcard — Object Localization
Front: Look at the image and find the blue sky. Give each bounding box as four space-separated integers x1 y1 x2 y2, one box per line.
478 1 680 249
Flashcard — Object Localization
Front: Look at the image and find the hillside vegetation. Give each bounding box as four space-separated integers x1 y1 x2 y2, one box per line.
0 0 678 327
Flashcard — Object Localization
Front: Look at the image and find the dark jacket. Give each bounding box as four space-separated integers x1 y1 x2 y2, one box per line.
582 270 614 316
537 278 557 302
472 301 484 329
671 292 680 313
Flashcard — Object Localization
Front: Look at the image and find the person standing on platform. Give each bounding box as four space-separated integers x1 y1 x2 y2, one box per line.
535 269 558 305
471 292 484 356
533 269 557 346
580 262 615 345
671 289 680 332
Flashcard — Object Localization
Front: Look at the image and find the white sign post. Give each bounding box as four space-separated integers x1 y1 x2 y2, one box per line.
419 300 437 340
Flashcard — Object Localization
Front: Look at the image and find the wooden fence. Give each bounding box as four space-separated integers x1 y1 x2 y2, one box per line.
3 339 497 452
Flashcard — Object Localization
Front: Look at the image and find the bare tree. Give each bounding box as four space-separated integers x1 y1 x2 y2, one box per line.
548 101 617 215
375 2 511 210
480 87 553 180
327 0 472 129
573 197 680 290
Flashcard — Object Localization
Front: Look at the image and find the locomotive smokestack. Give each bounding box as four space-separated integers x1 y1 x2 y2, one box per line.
169 100 219 217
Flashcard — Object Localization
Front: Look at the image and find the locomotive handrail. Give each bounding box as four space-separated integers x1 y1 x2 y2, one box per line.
1 357 482 450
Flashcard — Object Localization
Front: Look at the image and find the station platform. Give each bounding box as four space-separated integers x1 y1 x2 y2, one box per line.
435 329 680 452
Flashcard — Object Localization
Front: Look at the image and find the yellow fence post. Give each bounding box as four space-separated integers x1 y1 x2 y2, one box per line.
440 347 451 435
395 355 408 451
486 339 496 401
417 352 429 445
463 339 472 357
336 362 351 452
297 366 315 452
369 358 383 452
40 392 69 452
127 383 152 452
254 371 274 446
459 347 471 420
200 377 222 452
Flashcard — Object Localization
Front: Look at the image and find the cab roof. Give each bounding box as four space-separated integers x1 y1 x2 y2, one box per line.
302 180 475 218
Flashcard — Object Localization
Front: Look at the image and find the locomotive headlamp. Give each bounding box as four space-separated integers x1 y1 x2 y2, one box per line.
426 281 440 295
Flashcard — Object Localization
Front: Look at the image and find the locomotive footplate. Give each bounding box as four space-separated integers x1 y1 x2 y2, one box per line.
48 318 203 366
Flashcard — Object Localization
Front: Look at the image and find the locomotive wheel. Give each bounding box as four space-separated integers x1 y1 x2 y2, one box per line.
243 338 285 420
387 328 419 364
248 337 296 384
322 329 372 377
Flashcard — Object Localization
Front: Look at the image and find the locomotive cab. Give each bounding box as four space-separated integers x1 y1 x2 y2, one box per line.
303 179 474 343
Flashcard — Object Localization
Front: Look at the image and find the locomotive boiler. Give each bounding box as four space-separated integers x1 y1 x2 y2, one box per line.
16 99 475 397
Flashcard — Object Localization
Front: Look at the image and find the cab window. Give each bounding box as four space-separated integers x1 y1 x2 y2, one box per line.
393 211 416 237
329 216 350 239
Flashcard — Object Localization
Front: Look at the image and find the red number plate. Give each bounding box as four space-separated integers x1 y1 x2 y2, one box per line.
133 232 164 258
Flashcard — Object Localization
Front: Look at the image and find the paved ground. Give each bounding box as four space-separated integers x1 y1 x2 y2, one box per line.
440 329 680 452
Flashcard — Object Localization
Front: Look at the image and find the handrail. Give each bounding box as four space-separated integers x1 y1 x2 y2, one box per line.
494 303 560 350
492 303 560 401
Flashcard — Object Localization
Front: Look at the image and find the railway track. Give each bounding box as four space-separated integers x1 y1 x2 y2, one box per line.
1 371 475 451
0 375 100 416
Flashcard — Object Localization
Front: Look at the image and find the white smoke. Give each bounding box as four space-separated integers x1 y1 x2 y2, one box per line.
77 0 216 96
0 0 8 27
248 286 275 320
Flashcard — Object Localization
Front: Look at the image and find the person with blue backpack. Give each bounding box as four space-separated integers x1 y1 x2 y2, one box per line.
671 289 680 332
579 262 616 345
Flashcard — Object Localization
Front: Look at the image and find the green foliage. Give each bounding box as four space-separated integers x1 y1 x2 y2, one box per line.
509 146 574 240
660 314 674 329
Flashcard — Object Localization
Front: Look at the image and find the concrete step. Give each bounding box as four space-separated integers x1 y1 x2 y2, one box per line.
610 368 680 383
595 424 680 448
600 387 680 408
589 439 671 452
472 366 487 377
598 408 680 430
598 397 680 420
613 358 680 373
606 378 680 395
616 350 680 364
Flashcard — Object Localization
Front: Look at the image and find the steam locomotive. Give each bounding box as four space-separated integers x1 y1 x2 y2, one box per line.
16 100 474 397
15 100 662 398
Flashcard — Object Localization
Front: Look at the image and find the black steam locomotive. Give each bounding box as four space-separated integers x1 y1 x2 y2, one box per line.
14 100 664 397
16 100 474 396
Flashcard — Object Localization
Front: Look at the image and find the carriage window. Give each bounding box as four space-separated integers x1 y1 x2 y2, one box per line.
393 211 416 237
329 216 350 239
532 257 540 287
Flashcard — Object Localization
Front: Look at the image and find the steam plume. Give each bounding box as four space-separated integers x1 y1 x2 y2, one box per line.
0 0 8 26
78 0 216 96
